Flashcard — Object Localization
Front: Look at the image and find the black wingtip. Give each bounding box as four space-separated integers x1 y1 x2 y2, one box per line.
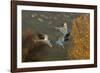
64 38 69 41
64 32 70 41
65 33 70 38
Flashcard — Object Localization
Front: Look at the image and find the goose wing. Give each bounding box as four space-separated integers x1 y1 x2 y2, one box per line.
55 35 65 48
55 22 68 35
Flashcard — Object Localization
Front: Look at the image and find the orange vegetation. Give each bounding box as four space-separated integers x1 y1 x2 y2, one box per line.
67 14 90 60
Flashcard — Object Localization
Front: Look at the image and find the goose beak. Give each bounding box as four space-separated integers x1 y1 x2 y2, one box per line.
48 44 52 48
47 43 52 48
46 41 52 48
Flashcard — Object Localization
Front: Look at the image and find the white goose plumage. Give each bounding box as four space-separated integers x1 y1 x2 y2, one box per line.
33 34 52 48
55 22 69 48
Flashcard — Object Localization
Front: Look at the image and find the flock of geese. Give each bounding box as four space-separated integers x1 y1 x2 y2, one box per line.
31 22 70 49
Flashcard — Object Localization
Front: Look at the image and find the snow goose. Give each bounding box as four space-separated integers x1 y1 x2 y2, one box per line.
33 34 52 48
55 22 70 48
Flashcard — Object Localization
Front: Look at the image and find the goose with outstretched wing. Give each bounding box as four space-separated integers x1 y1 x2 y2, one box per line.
33 34 52 48
55 22 70 48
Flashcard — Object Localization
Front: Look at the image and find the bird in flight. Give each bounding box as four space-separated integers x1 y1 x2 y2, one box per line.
33 34 53 48
55 22 70 49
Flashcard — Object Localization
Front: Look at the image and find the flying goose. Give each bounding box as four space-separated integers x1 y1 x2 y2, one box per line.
55 22 70 48
33 34 52 48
